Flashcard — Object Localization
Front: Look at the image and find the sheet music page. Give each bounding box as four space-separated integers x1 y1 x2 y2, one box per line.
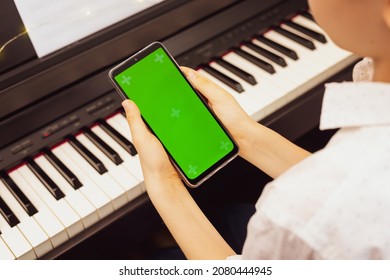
13 0 164 58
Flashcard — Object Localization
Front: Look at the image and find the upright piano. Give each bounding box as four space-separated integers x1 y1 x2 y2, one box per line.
0 0 358 259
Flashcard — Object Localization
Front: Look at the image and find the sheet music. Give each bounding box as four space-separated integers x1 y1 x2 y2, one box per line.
13 0 164 58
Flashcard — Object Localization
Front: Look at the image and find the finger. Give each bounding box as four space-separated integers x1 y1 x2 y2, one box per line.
180 66 231 103
121 99 153 145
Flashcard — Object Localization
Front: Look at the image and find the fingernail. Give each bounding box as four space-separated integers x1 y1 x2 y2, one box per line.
187 69 197 81
122 100 131 112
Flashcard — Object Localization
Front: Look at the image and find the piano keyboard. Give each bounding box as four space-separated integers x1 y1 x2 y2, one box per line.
196 14 357 121
0 12 357 259
0 114 144 260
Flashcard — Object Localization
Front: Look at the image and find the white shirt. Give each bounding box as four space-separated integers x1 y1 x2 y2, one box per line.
234 59 390 259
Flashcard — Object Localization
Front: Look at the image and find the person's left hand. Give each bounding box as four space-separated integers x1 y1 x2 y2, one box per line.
122 99 181 190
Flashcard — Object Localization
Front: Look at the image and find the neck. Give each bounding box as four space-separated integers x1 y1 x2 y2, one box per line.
373 58 390 83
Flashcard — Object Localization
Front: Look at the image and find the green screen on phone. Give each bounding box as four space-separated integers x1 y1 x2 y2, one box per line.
114 47 235 181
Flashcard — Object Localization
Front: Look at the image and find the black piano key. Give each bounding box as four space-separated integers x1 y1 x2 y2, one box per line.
215 58 257 85
274 26 316 50
0 172 38 216
202 65 244 93
83 127 123 165
234 48 275 74
284 21 327 43
43 149 83 190
26 158 65 201
244 42 287 67
68 135 108 175
99 119 137 156
0 195 20 227
255 35 299 60
301 11 315 22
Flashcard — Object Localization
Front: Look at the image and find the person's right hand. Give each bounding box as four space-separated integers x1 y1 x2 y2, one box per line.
181 67 311 179
181 67 258 152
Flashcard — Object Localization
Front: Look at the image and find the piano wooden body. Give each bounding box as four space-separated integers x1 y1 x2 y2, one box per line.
0 0 358 259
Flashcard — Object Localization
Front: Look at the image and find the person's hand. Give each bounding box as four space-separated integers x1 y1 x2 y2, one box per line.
181 67 258 151
122 67 258 189
123 98 235 261
122 99 182 190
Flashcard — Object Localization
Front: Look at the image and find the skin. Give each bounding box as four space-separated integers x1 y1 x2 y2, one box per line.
122 0 390 259
308 0 390 83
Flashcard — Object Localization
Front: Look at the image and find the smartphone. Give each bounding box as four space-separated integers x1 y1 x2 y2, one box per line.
108 42 238 187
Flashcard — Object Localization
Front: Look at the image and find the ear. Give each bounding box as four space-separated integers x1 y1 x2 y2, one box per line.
383 0 390 30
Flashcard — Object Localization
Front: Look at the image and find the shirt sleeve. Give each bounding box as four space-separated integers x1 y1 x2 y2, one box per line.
352 57 373 82
241 210 318 259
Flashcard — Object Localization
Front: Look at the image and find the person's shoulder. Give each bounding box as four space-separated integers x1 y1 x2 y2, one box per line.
256 132 390 258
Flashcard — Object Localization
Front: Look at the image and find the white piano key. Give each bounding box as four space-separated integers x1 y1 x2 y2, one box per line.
91 125 145 197
292 15 324 33
241 44 309 87
52 144 113 219
222 52 287 98
251 38 318 81
0 210 35 259
240 45 301 88
106 114 144 181
291 15 352 59
61 141 127 210
107 114 134 142
222 52 291 120
280 23 348 66
263 30 350 82
17 165 83 239
249 37 329 91
292 15 330 38
209 61 276 108
264 28 355 91
8 169 68 248
197 68 260 117
0 180 52 258
35 155 99 229
263 30 331 73
218 39 352 122
0 237 15 260
76 133 138 202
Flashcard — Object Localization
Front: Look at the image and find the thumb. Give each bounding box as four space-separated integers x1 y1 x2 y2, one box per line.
180 66 230 104
121 99 151 145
